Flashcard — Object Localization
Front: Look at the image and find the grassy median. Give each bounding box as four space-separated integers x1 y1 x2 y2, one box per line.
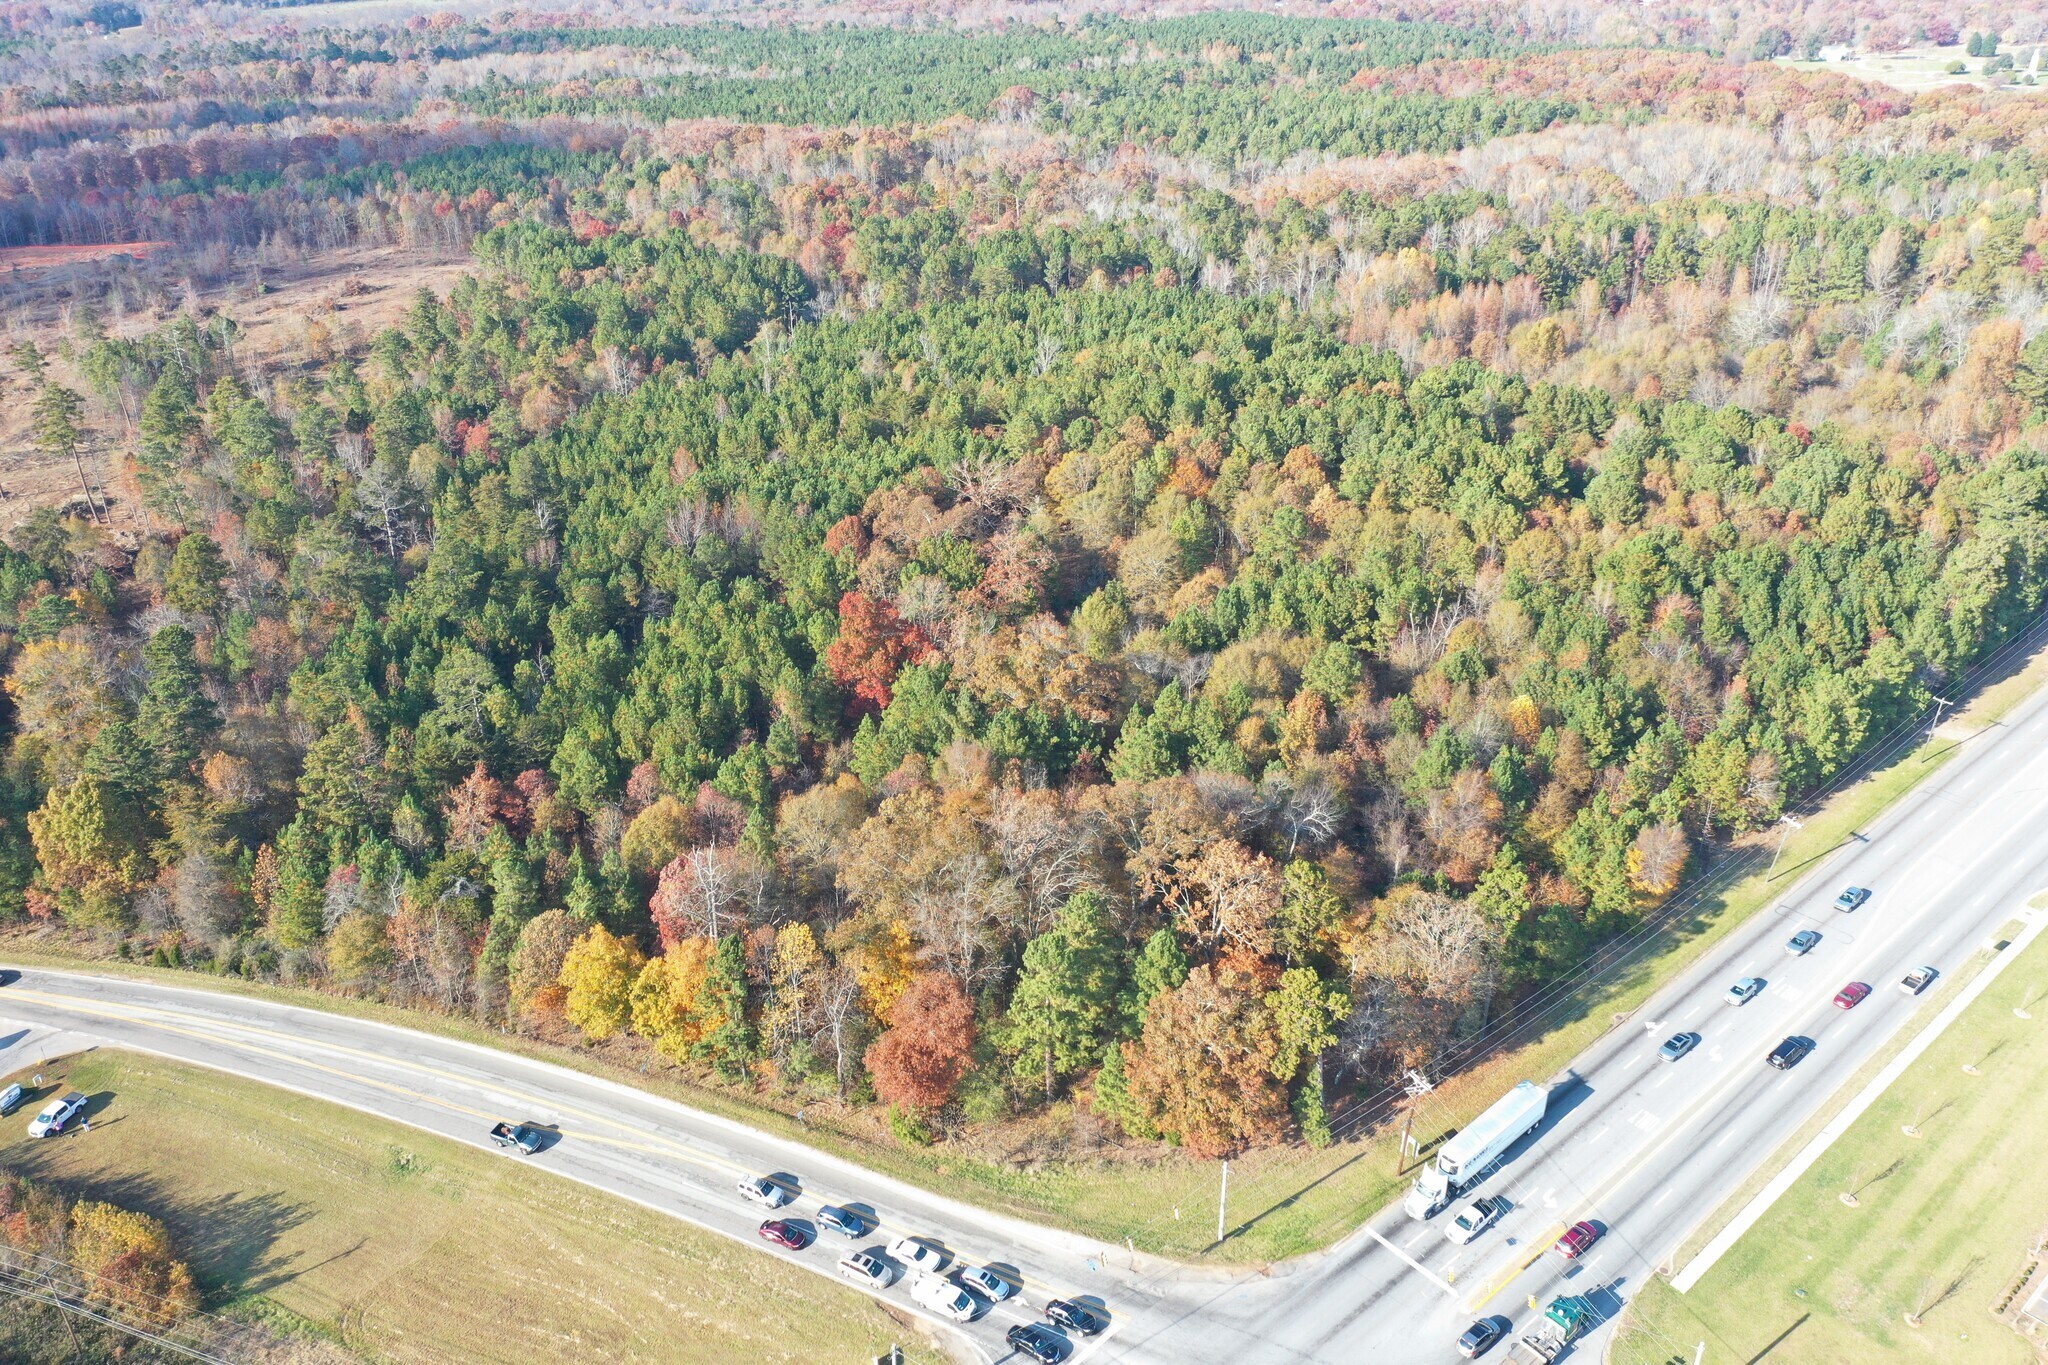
0 1050 930 1365
1610 927 2048 1365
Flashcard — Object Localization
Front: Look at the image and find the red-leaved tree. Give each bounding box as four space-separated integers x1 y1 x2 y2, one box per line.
824 590 935 715
864 970 976 1110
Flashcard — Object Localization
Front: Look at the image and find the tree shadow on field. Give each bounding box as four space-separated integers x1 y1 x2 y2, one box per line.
5 1155 318 1297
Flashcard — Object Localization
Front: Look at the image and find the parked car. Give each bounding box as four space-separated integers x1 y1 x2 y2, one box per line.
1553 1221 1601 1259
958 1264 1017 1301
837 1250 894 1288
1724 977 1766 1005
1767 1036 1814 1069
1833 981 1872 1009
1006 1323 1068 1364
1456 1318 1506 1359
1045 1299 1107 1336
909 1272 976 1322
1786 929 1822 955
26 1091 85 1138
1900 966 1939 995
1833 886 1871 912
758 1219 809 1250
0 1082 22 1117
1657 1031 1700 1062
816 1205 865 1239
888 1236 947 1274
1445 1196 1506 1245
737 1176 795 1209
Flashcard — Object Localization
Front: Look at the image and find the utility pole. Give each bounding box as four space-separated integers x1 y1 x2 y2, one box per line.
1766 814 1803 878
1395 1069 1434 1175
1695 1344 1705 1365
1216 1161 1229 1244
1928 694 1956 738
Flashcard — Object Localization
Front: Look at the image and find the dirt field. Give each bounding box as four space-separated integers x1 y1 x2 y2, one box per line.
1782 49 2047 95
0 243 477 532
0 241 172 272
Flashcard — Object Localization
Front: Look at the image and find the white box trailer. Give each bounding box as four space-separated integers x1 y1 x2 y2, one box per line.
1404 1079 1548 1218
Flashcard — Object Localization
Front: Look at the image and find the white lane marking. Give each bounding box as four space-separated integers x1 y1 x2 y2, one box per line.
1653 1188 1675 1208
1405 1225 1433 1249
1368 1226 1458 1298
1675 907 2048 1292
1715 1127 1741 1149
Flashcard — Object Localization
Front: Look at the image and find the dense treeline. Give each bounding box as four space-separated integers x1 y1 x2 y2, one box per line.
10 207 2047 1157
7 5 2048 1166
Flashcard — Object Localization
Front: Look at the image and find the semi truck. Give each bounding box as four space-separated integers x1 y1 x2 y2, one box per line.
1404 1079 1549 1218
1505 1295 1595 1364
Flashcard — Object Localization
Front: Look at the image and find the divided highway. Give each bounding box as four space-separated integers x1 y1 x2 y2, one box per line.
5 670 2048 1364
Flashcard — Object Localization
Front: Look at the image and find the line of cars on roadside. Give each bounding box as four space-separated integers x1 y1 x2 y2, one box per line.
736 1173 1105 1361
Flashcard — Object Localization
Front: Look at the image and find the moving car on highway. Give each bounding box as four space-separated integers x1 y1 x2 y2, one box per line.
958 1264 1016 1300
1786 929 1821 955
487 1120 545 1154
26 1091 85 1137
1446 1195 1507 1245
910 1272 976 1322
837 1250 894 1287
888 1236 947 1274
1901 966 1939 994
1551 1221 1600 1259
1767 1036 1814 1069
1657 1031 1699 1062
816 1205 865 1239
1456 1318 1505 1359
1006 1323 1068 1364
1724 977 1765 1005
1833 885 1871 912
1045 1299 1107 1336
758 1219 809 1250
737 1175 795 1209
1833 982 1872 1009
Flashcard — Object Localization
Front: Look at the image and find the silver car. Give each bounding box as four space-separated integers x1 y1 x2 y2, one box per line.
1724 977 1765 1005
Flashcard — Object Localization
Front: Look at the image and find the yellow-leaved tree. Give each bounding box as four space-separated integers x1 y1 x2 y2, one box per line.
559 925 645 1041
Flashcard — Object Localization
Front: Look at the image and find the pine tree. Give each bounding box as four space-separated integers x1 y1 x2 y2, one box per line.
137 625 220 781
1121 926 1190 1035
30 383 102 524
695 932 756 1079
996 890 1121 1101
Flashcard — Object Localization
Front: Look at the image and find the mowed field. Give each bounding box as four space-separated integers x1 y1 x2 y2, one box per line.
1611 926 2048 1365
0 1050 930 1365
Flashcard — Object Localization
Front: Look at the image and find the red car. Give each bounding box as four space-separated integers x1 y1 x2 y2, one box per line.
1833 981 1872 1009
1553 1221 1601 1259
758 1219 809 1250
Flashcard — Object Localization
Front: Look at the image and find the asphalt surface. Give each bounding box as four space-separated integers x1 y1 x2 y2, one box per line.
4 678 2047 1365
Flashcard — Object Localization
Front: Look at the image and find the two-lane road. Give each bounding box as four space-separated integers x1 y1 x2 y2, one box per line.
7 671 2048 1364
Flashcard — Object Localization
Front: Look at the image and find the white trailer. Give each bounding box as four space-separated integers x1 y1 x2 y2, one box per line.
1404 1079 1548 1218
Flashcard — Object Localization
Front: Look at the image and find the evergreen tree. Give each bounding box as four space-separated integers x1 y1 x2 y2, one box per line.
137 625 220 781
996 890 1121 1100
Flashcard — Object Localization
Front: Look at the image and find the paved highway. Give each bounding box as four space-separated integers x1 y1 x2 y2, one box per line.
1123 669 2048 1364
5 673 2048 1365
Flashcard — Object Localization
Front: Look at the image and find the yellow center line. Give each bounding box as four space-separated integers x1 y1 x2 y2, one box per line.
5 987 736 1178
8 986 1064 1297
